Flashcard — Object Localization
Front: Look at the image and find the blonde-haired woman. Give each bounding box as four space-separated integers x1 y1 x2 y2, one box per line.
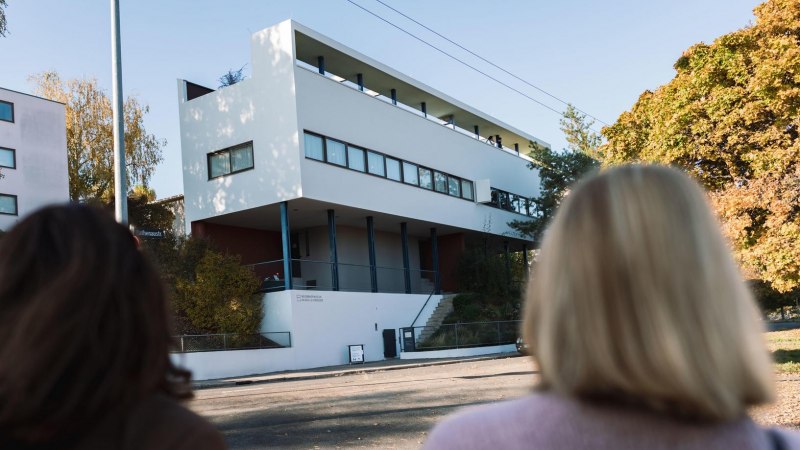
425 165 798 450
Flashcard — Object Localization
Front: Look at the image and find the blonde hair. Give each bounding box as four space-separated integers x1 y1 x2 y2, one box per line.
524 164 774 421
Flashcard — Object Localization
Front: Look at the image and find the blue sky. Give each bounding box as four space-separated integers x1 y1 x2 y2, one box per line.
0 0 761 198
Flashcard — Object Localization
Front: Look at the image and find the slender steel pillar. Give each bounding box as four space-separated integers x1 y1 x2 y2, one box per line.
430 228 441 294
317 55 325 74
391 88 397 105
474 125 479 138
514 143 520 154
111 0 127 224
401 222 411 294
357 73 364 91
421 102 427 117
367 216 378 293
504 241 511 282
496 135 502 148
522 243 529 271
327 209 339 291
280 202 293 290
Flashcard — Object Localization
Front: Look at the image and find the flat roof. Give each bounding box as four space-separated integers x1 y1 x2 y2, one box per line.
0 86 66 105
290 21 549 151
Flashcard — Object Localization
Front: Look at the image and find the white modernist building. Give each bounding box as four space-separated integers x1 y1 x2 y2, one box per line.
0 88 69 232
176 20 544 379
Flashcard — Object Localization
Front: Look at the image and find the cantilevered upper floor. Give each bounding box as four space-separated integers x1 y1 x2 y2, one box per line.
177 19 545 238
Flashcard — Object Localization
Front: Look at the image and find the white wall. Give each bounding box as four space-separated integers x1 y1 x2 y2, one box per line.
399 344 516 360
0 88 68 231
172 348 295 381
294 68 538 237
178 20 302 228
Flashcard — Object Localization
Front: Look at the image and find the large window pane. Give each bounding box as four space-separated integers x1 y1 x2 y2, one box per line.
386 158 401 181
490 189 500 207
0 101 13 122
326 138 347 166
500 192 511 210
347 146 365 171
461 180 474 200
448 176 460 197
0 194 17 215
403 162 418 185
367 152 385 176
304 133 324 161
209 152 230 178
231 144 254 172
419 167 432 189
434 171 447 193
0 148 15 169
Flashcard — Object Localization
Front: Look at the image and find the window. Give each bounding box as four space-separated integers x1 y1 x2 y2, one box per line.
434 171 448 193
325 138 346 166
0 194 17 215
208 142 254 179
419 167 432 189
403 162 418 185
0 147 15 169
461 180 474 200
490 188 500 207
500 192 511 210
367 151 385 176
304 132 324 161
448 176 461 197
0 101 13 123
348 146 365 171
386 157 401 181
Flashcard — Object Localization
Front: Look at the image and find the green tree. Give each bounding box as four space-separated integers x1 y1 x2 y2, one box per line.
509 105 601 243
599 0 800 293
29 71 165 201
218 65 247 88
0 0 8 37
126 185 175 233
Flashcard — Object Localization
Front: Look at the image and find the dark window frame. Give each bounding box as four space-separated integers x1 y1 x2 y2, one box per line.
303 131 325 161
207 141 255 180
0 193 18 216
0 147 16 169
0 100 14 123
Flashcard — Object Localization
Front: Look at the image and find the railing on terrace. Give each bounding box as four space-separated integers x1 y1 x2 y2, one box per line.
400 320 521 352
295 60 531 160
173 332 291 353
248 258 437 294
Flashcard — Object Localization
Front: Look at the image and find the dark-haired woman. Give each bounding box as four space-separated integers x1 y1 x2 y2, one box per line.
0 205 226 449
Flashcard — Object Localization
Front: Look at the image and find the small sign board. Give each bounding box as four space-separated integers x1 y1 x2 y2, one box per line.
348 344 365 365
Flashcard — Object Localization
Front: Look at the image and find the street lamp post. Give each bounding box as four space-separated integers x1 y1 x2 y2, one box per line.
110 0 127 224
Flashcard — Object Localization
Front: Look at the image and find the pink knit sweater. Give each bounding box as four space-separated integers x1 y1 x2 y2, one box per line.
424 392 800 450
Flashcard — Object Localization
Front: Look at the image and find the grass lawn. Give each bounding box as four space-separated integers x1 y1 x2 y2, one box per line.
766 328 800 374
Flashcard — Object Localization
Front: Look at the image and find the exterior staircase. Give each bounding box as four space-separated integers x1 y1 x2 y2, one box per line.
417 294 456 343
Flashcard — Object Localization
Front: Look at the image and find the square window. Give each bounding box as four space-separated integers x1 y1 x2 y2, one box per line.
304 132 324 161
209 152 230 178
403 162 418 185
0 194 17 215
348 146 365 172
0 148 15 169
325 138 347 166
230 143 254 172
367 152 385 176
0 101 13 123
448 176 460 197
461 180 474 200
418 167 432 189
434 172 448 193
386 158 401 181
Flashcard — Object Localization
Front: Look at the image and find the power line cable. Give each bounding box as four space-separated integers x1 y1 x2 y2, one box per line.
371 0 608 126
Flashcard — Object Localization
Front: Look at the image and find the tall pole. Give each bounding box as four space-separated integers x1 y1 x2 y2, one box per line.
111 0 127 224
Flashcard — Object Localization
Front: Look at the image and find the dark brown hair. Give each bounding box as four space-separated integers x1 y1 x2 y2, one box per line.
0 204 191 445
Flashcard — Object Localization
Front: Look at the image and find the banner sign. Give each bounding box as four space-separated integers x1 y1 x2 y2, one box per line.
348 344 365 364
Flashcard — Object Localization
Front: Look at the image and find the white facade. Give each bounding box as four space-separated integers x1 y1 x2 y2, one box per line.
0 88 69 231
175 20 542 377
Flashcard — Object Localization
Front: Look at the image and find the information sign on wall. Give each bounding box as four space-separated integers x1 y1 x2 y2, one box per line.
348 344 365 364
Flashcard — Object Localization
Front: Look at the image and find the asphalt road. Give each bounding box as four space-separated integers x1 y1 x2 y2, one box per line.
189 356 537 449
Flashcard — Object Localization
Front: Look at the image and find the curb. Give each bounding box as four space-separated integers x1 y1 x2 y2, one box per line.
193 352 522 390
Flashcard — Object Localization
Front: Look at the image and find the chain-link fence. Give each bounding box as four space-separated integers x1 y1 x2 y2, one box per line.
401 320 520 351
173 332 291 353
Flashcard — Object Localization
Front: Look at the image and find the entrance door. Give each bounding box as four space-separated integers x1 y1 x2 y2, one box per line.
382 329 397 358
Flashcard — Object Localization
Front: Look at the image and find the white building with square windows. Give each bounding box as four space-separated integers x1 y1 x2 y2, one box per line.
174 20 544 379
0 87 69 232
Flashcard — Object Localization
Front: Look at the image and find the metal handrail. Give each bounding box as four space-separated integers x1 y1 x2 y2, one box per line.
410 289 438 328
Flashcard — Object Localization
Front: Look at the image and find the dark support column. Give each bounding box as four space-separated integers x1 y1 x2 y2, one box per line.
391 88 397 105
327 209 339 291
514 143 520 154
357 73 364 91
401 222 411 294
280 201 293 290
474 125 479 138
421 102 427 117
430 227 441 294
367 216 378 293
496 135 502 148
522 244 529 271
317 56 325 75
504 241 511 283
